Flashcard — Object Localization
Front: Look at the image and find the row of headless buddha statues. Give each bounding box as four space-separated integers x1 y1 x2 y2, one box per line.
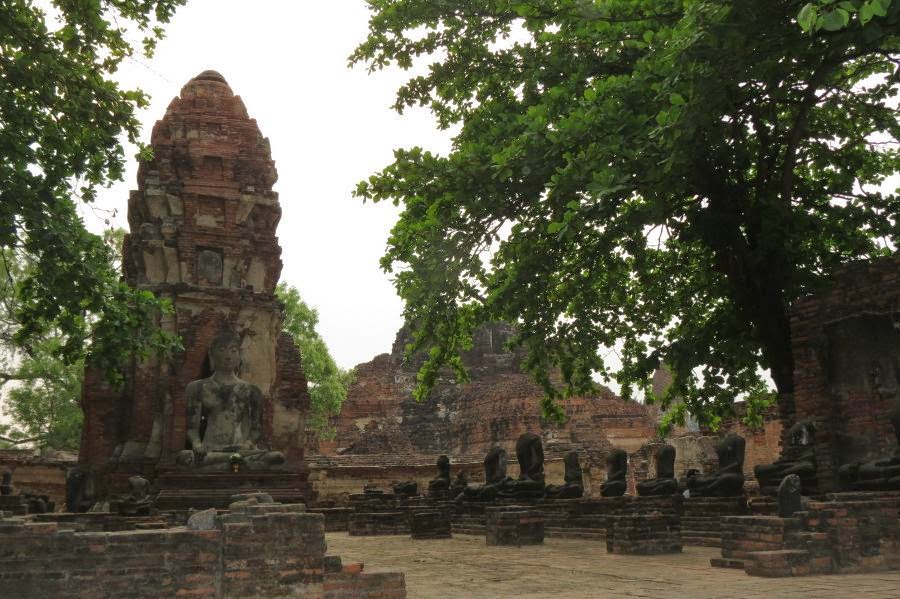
600 434 748 499
428 433 749 503
426 434 586 502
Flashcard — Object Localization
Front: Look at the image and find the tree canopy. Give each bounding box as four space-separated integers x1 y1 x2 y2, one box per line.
0 246 81 450
1 0 185 379
276 283 354 439
0 229 134 450
352 0 900 428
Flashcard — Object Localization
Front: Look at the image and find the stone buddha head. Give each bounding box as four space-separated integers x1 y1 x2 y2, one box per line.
209 330 241 375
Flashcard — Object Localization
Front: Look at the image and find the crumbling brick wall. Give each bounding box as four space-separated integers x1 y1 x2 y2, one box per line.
330 323 657 459
0 450 73 509
789 258 900 491
0 505 406 598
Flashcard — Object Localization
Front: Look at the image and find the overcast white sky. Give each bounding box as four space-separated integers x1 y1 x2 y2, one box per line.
85 0 452 370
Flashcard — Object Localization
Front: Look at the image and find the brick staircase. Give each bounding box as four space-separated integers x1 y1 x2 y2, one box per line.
681 496 748 548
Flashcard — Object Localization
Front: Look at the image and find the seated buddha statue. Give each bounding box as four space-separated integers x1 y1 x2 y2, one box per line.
545 450 585 499
457 446 512 502
177 330 285 471
498 432 546 500
601 448 628 497
754 421 817 495
427 454 452 497
686 433 746 497
637 444 679 496
449 470 469 495
839 400 900 491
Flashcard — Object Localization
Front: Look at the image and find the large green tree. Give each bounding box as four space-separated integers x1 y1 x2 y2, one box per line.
1 0 185 378
0 247 83 450
352 0 900 427
0 229 131 450
276 283 354 439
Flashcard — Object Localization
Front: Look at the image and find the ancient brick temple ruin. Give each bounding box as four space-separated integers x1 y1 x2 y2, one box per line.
334 323 657 457
787 258 900 492
0 71 408 599
78 70 311 502
709 259 900 577
309 322 660 499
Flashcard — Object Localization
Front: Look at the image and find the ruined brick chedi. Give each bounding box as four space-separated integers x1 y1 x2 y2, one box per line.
79 71 310 494
332 323 657 458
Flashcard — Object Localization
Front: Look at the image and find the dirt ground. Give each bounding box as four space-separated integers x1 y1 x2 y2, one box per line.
326 532 900 599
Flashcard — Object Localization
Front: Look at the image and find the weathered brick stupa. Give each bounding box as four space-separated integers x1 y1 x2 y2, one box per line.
331 322 657 458
79 71 311 504
306 322 658 500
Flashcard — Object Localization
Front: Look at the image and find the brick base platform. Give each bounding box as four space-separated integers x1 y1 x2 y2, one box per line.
450 496 684 543
713 515 802 568
0 495 28 516
0 502 406 598
349 511 410 536
607 512 683 554
682 496 748 547
713 493 900 577
32 511 173 532
309 507 353 532
411 510 452 539
485 506 544 546
154 471 308 511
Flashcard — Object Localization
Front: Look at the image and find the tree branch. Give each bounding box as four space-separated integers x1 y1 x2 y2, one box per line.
0 434 42 446
0 371 43 387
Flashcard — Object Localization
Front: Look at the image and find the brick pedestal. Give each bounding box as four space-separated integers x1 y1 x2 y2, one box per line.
0 495 28 516
606 512 682 554
411 510 451 539
713 494 900 577
349 511 410 536
682 496 748 547
309 507 353 532
485 507 544 546
713 515 801 569
0 501 407 598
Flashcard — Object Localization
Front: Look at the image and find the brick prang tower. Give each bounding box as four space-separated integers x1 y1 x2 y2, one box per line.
79 70 311 499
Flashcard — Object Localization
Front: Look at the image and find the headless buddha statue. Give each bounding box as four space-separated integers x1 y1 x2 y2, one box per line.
545 450 585 499
686 433 746 497
177 331 285 471
498 432 546 500
428 454 452 497
839 400 900 491
601 448 628 497
637 444 678 496
450 470 469 495
458 447 512 502
754 421 817 495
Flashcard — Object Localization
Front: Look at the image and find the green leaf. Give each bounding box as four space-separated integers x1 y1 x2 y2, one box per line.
820 8 850 31
547 221 565 233
669 93 686 106
871 0 889 16
798 3 818 31
860 1 875 23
